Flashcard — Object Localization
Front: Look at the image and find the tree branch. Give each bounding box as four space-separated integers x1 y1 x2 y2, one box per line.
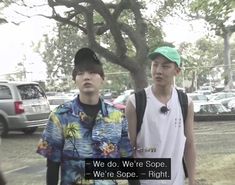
87 0 127 56
0 18 8 24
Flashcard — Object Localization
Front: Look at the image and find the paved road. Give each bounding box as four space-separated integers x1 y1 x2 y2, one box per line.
1 131 46 185
1 121 235 185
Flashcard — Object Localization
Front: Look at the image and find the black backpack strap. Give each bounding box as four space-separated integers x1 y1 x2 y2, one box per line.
128 90 146 185
176 89 188 125
135 89 146 135
176 89 189 178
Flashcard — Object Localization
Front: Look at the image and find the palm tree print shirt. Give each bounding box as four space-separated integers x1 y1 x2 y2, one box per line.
36 96 133 185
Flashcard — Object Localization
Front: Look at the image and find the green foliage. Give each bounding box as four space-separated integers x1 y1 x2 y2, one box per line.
102 62 132 93
179 38 224 90
37 23 87 91
189 0 234 88
189 0 234 36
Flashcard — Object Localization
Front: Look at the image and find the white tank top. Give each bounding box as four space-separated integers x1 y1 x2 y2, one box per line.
129 86 186 185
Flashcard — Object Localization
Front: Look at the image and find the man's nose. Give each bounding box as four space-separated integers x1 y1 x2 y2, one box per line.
155 65 163 73
83 72 91 79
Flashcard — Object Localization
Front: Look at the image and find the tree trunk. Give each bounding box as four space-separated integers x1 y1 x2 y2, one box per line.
223 31 233 89
130 67 148 91
190 71 197 92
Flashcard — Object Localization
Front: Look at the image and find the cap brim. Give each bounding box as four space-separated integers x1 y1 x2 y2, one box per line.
148 52 160 60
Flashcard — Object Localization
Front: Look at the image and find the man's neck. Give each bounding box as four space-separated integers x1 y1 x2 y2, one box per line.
79 93 100 105
151 84 173 104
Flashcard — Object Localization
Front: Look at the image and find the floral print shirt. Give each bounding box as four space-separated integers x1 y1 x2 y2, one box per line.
37 96 133 185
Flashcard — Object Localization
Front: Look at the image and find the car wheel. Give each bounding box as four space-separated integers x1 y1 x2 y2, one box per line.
0 118 8 137
22 127 38 135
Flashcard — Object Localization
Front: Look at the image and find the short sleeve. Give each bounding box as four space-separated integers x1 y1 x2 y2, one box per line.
36 112 64 162
119 117 133 157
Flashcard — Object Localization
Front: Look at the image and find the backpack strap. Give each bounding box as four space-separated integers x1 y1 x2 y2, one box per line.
135 89 146 135
129 90 144 185
176 89 189 178
176 89 188 126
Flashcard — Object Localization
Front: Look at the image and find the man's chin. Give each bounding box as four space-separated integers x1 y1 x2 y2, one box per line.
82 89 96 94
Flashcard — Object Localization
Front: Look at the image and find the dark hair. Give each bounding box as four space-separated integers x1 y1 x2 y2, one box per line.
72 61 104 81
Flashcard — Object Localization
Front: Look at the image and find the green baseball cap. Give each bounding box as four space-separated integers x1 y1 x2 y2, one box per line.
148 46 181 67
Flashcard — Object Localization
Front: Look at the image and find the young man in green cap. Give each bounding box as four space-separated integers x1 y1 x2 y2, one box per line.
37 48 133 185
126 46 196 185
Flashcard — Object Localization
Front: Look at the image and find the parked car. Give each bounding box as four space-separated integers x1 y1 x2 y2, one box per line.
194 102 229 114
193 101 235 121
208 92 235 101
194 90 212 96
215 97 235 109
0 81 51 137
47 96 73 111
227 99 235 111
109 94 127 112
110 90 134 112
187 93 208 103
199 85 214 92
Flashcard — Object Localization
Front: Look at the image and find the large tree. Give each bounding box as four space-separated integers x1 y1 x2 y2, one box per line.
39 0 183 91
2 0 196 90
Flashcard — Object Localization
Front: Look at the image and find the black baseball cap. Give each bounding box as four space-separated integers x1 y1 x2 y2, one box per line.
72 48 104 80
74 48 101 66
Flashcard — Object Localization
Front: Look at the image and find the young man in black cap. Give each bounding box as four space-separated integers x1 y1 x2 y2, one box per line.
37 48 133 185
126 46 196 185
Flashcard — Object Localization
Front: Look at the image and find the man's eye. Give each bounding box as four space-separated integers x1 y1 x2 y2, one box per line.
162 65 170 68
77 72 84 75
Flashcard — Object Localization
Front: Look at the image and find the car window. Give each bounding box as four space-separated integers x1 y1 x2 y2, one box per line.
0 85 12 99
214 104 227 112
209 104 217 113
200 105 208 113
198 95 208 101
17 84 46 100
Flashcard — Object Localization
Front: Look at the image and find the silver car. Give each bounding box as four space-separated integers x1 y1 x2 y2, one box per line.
0 81 51 137
47 96 73 111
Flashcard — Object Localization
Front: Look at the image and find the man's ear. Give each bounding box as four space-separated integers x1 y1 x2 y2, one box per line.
101 76 106 85
175 67 181 76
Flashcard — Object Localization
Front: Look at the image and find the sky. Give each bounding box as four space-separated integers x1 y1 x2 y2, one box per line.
0 4 208 82
163 18 207 45
0 1 54 81
0 18 52 81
